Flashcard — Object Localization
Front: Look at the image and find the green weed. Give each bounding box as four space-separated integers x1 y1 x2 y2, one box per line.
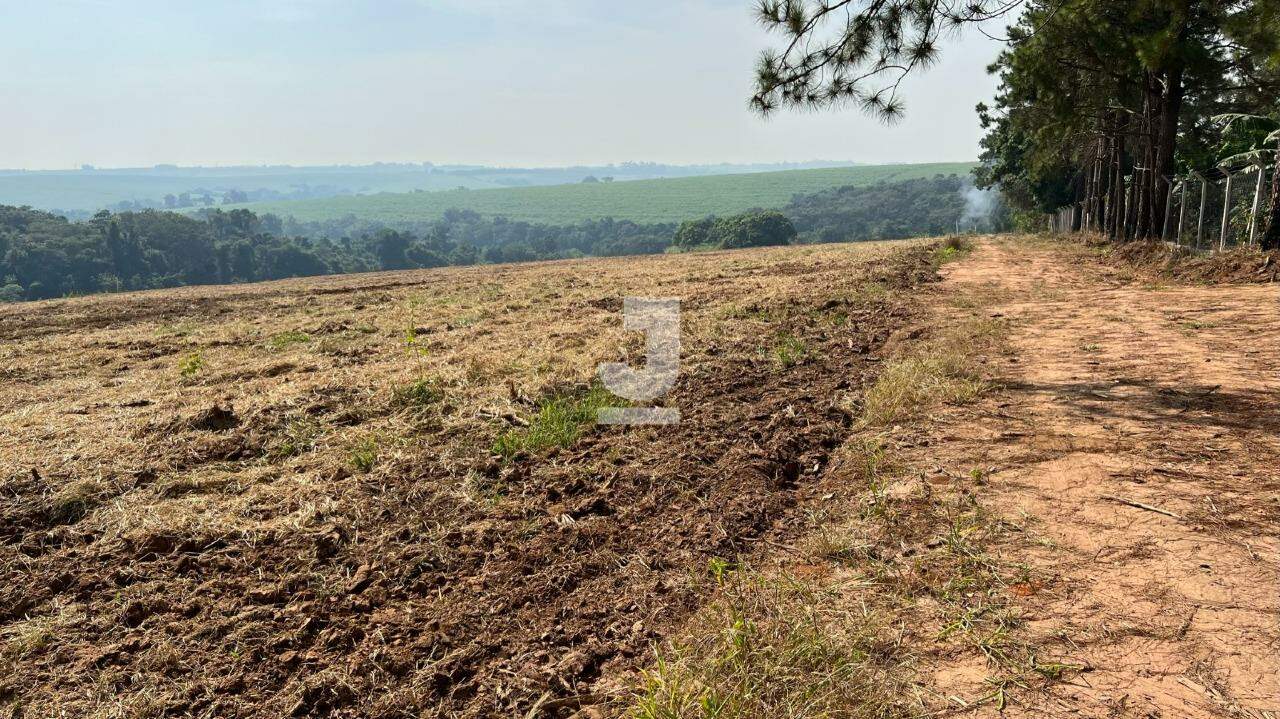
267 330 310 351
772 334 809 368
492 384 623 460
178 351 204 378
350 436 379 473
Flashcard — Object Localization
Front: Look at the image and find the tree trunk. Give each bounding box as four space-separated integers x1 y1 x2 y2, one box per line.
1111 133 1127 240
1151 62 1186 240
1135 74 1159 239
1261 139 1280 251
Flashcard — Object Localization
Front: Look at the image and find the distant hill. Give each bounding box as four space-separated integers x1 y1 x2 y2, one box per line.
215 162 977 225
0 160 869 215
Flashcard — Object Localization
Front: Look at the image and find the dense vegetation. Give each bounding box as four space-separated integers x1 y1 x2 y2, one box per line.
786 175 1000 241
0 174 982 302
975 1 1280 244
211 162 976 224
751 0 1279 244
673 211 797 250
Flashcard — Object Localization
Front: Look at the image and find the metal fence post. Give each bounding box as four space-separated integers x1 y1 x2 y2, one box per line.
1221 171 1234 251
1177 179 1187 246
1250 165 1266 246
1195 173 1207 249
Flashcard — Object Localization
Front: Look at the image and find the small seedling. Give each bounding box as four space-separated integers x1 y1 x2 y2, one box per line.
707 557 736 586
178 351 204 378
404 325 429 359
350 437 378 473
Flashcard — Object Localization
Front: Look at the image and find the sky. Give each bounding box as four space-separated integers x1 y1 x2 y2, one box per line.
1 0 1006 170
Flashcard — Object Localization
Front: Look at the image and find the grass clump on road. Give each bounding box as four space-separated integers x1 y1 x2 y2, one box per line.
862 316 1006 426
862 351 986 425
934 235 975 265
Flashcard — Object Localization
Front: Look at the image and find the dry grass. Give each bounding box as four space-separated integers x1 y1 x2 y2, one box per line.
861 316 1007 426
631 570 914 719
0 238 945 717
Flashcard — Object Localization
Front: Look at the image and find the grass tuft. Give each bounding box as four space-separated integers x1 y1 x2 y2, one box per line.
862 317 1005 426
630 572 911 719
934 235 975 265
862 352 986 425
771 334 810 369
492 384 623 460
266 330 310 351
349 436 379 473
391 376 444 408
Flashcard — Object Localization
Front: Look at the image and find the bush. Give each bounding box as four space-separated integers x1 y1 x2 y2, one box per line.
0 283 24 302
714 210 797 249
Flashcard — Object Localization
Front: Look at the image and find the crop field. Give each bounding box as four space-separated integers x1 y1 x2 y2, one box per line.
0 168 473 212
220 162 976 224
0 238 951 717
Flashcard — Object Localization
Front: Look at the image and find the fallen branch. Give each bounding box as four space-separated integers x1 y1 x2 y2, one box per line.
1100 494 1181 519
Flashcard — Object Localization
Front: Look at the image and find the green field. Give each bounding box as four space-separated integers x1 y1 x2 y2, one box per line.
222 162 976 224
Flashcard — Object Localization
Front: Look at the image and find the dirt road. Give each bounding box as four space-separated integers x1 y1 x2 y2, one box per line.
933 238 1280 717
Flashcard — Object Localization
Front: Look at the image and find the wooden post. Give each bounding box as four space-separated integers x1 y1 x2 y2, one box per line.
1195 173 1207 249
1250 165 1266 245
1162 177 1176 240
1221 172 1234 251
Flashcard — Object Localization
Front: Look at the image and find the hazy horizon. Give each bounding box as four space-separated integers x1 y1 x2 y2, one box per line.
4 1 1002 171
1 158 945 174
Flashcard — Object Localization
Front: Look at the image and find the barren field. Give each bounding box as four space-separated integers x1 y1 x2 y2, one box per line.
3 236 1277 719
0 239 948 717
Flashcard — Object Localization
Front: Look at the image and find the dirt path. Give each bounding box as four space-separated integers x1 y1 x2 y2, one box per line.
938 238 1280 717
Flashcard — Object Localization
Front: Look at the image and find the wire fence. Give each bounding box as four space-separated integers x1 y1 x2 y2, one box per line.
1048 165 1274 251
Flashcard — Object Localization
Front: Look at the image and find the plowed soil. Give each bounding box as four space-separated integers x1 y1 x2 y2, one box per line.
0 240 943 718
5 235 1276 719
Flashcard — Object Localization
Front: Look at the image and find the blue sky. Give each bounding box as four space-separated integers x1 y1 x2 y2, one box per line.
1 1 1004 169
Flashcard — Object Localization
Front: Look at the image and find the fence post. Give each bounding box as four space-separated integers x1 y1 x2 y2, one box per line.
1177 179 1188 246
1195 173 1207 249
1221 172 1235 251
1162 177 1176 240
1250 165 1266 246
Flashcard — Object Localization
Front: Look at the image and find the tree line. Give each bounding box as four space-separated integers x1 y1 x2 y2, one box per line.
750 0 1279 245
975 1 1279 245
0 174 981 302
